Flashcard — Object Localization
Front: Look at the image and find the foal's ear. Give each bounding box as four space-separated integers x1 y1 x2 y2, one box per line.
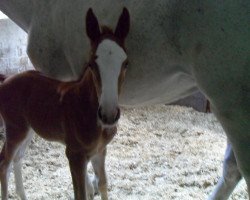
86 8 101 42
114 8 130 43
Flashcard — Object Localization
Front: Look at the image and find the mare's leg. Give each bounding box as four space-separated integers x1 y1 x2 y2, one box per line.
208 141 242 200
210 100 250 199
91 148 108 200
13 131 33 200
0 124 28 200
192 43 249 198
66 148 88 200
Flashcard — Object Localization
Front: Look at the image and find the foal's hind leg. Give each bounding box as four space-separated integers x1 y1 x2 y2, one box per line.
0 143 12 200
13 131 33 200
91 148 108 200
208 141 242 200
0 124 28 200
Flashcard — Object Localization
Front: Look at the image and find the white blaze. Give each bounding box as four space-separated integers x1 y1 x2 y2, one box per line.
96 39 127 114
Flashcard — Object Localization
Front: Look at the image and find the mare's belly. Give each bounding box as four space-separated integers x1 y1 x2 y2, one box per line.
120 69 198 106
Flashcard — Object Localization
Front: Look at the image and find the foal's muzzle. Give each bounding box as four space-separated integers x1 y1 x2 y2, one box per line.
98 106 120 126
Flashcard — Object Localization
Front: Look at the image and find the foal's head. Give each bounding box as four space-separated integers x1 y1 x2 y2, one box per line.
86 8 130 127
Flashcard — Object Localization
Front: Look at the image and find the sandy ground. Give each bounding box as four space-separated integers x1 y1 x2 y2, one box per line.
0 105 248 200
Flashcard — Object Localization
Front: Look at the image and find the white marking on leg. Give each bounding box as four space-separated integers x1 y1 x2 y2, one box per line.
13 131 33 200
13 160 27 200
85 172 94 200
0 160 12 200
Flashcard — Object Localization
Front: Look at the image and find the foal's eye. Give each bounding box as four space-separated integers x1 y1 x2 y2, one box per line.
88 62 97 69
124 61 129 69
88 63 92 68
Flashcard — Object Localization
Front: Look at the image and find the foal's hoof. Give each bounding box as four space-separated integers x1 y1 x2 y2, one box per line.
91 176 99 195
88 193 94 200
86 174 95 200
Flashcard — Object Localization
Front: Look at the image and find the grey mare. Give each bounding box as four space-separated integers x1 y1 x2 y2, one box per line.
0 1 249 199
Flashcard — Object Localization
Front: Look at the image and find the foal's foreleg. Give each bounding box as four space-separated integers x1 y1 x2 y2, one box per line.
85 172 94 200
66 148 88 200
91 148 108 200
208 141 242 200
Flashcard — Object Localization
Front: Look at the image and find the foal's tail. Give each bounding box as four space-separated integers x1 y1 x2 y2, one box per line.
0 75 5 141
0 74 7 83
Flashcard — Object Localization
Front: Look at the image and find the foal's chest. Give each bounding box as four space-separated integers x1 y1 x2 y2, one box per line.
86 126 117 158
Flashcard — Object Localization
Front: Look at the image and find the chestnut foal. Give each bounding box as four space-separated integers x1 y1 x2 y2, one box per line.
0 8 130 200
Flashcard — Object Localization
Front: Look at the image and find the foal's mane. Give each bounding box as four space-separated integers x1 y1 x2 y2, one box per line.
77 63 91 82
56 63 91 99
101 26 113 35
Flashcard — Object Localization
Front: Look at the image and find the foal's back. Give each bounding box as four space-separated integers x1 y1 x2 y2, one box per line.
0 70 96 143
0 71 64 141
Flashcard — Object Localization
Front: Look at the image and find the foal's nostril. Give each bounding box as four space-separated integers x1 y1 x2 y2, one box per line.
98 106 120 125
115 108 121 122
98 107 106 122
98 107 102 120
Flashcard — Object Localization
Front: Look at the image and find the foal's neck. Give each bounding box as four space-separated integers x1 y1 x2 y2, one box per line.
77 68 98 107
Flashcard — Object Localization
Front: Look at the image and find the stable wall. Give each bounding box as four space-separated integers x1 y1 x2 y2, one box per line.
0 18 33 75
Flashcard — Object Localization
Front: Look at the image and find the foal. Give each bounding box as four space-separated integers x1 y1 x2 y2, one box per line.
0 8 130 200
